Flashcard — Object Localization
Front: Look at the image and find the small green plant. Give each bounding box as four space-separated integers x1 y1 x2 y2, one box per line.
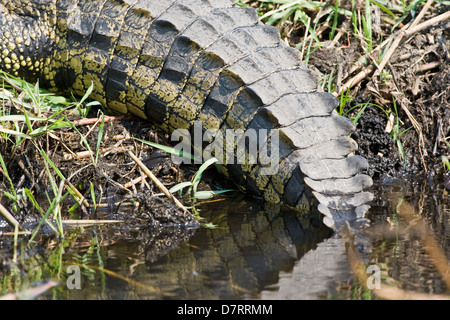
442 156 450 172
136 138 235 201
135 137 235 228
0 72 99 237
351 0 373 53
390 98 412 167
337 86 354 116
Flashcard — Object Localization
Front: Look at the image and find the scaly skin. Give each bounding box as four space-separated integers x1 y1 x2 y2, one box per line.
0 0 373 230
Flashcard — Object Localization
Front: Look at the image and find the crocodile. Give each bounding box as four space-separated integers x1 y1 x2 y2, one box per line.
0 0 373 230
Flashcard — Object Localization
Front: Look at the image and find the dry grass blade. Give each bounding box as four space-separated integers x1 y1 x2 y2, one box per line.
333 65 374 97
65 180 90 208
375 0 445 75
71 115 127 126
396 96 428 171
61 219 124 226
0 202 21 230
62 146 130 161
72 263 174 296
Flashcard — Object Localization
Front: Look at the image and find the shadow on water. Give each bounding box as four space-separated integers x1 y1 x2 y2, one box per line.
0 177 449 299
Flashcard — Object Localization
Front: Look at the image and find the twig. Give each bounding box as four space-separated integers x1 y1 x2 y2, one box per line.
418 61 440 72
65 180 90 208
0 279 58 300
52 178 65 220
61 219 124 226
392 93 428 172
124 176 145 189
62 146 130 161
127 150 194 219
71 115 127 126
333 65 374 97
0 202 21 230
375 0 442 75
335 0 449 97
0 231 31 236
405 11 450 37
299 16 311 61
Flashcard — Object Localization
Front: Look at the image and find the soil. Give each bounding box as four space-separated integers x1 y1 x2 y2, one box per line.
305 5 450 182
0 1 449 235
0 114 201 232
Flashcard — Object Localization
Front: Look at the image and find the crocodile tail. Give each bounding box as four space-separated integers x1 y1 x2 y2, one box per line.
244 94 373 229
59 0 373 230
0 0 373 230
149 1 373 230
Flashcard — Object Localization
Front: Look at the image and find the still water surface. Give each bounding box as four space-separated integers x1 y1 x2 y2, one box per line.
1 177 448 299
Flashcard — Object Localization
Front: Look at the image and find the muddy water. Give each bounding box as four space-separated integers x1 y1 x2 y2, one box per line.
0 177 448 300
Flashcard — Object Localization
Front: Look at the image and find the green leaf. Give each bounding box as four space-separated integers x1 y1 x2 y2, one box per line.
192 189 235 200
134 137 198 162
0 128 28 138
95 114 105 165
77 81 94 106
24 188 44 215
191 157 219 194
0 115 49 122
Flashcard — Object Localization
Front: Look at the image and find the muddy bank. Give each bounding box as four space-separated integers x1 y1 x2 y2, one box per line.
0 111 201 233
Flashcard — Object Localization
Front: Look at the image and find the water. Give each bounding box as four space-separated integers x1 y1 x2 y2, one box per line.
0 177 448 299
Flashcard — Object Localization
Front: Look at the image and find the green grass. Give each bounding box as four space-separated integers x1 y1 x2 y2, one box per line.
390 98 413 167
0 72 97 238
0 70 233 234
442 156 450 172
135 137 235 227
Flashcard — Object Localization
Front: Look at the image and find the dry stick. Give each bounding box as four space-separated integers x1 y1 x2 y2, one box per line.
376 0 446 75
0 202 21 230
372 5 448 172
0 231 31 236
332 65 374 97
71 115 127 126
61 219 124 226
0 279 59 300
127 150 195 220
65 180 90 208
124 176 145 189
334 5 450 97
406 0 435 30
398 96 428 170
62 146 130 161
332 35 390 97
404 11 450 37
299 16 311 61
419 61 441 72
